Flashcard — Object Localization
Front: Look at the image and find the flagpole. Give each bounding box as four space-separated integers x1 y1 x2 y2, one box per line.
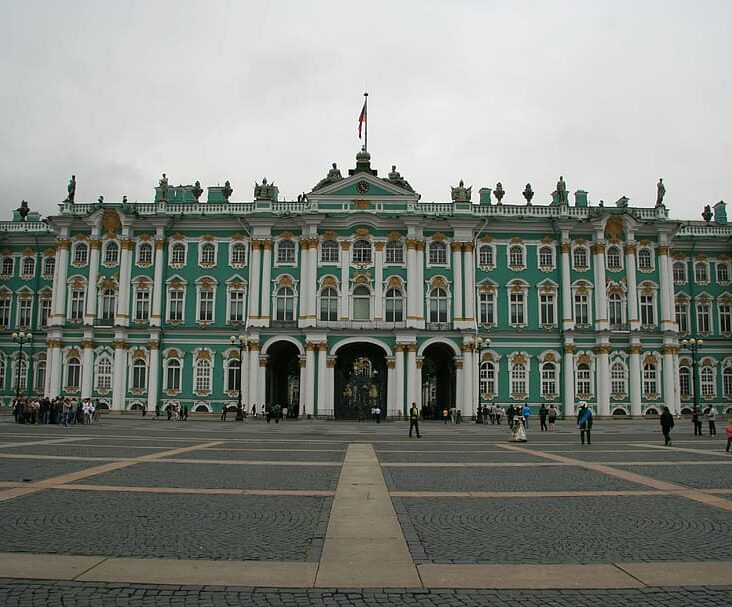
363 91 369 152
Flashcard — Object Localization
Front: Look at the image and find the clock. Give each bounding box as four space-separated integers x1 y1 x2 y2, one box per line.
356 180 370 194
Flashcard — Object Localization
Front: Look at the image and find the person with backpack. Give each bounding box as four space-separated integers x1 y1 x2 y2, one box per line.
409 402 421 438
577 401 593 445
660 406 675 446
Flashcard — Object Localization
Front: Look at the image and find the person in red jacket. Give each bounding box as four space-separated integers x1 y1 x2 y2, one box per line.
726 418 732 454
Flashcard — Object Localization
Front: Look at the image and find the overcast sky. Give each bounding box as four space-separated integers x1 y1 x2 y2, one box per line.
1 0 730 221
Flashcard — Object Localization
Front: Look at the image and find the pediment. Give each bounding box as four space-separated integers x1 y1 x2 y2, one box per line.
309 172 418 200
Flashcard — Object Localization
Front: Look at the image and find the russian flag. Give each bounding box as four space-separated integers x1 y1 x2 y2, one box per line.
358 100 367 139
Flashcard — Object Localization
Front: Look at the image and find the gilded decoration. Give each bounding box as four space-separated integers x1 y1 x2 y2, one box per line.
539 283 556 293
454 360 463 369
22 247 33 256
431 276 447 289
416 359 423 369
262 239 273 250
322 276 337 287
387 231 402 241
305 341 317 351
560 242 571 253
624 243 637 255
340 241 351 250
662 345 675 355
121 239 135 251
88 239 101 250
395 344 406 353
148 341 160 350
387 277 402 288
229 280 245 290
323 230 338 240
71 278 84 290
415 241 425 251
354 274 370 284
199 277 214 289
101 209 122 236
431 232 446 241
481 352 494 362
479 284 495 293
57 239 70 250
574 238 587 246
354 199 371 210
541 235 554 244
74 234 87 241
66 348 81 359
81 339 94 349
543 352 556 362
628 344 643 354
451 242 462 252
44 247 55 256
594 345 611 355
318 342 328 351
355 228 370 237
510 237 524 244
604 215 624 240
326 358 337 368
232 233 244 241
196 350 211 361
169 279 184 290
591 243 606 255
480 235 493 243
658 245 671 256
576 353 591 365
374 241 385 251
171 233 185 241
46 339 63 349
386 360 396 369
510 282 525 293
694 253 708 261
464 242 474 252
167 349 180 358
511 353 527 365
200 234 214 243
643 354 657 365
299 358 307 368
131 348 147 360
407 343 417 352
405 239 418 250
639 239 652 246
280 231 294 239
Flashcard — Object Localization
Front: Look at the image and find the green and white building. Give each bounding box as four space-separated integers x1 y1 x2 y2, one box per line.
1 150 731 418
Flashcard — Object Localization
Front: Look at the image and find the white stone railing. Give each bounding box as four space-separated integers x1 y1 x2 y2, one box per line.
676 223 732 237
0 221 52 232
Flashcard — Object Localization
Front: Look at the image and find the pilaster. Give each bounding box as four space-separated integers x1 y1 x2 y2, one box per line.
146 337 160 412
260 240 272 323
625 241 639 330
150 236 165 328
629 340 642 416
84 235 101 325
563 341 576 416
451 242 464 327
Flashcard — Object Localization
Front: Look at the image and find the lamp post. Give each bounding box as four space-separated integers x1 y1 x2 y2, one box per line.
12 331 32 405
475 336 491 420
230 334 248 421
680 337 703 417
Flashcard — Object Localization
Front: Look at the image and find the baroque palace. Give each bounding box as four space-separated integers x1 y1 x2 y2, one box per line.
1 150 731 418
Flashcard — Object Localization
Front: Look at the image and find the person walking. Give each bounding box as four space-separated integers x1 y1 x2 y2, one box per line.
221 405 228 421
155 401 161 420
495 406 503 425
692 409 702 436
539 404 549 431
705 405 717 436
577 401 593 445
506 404 515 429
726 418 732 453
409 402 421 438
442 407 449 424
548 404 557 431
522 404 531 430
660 406 675 446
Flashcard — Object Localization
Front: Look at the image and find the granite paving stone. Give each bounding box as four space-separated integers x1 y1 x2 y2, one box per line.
535 449 728 462
377 451 549 464
0 458 107 482
610 464 732 489
76 462 341 490
0 445 168 458
0 490 330 561
172 449 345 462
395 496 732 564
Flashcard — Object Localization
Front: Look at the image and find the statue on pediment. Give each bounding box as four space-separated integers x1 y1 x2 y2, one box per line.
556 176 568 204
702 205 713 222
64 175 76 203
192 180 203 201
254 177 278 201
451 179 472 203
386 164 414 192
656 178 666 207
222 180 233 201
159 173 169 202
522 183 534 205
313 163 344 190
17 200 29 221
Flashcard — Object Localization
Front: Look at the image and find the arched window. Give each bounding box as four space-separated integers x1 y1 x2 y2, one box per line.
606 246 622 270
508 245 524 267
638 248 653 270
73 243 88 265
576 363 591 395
230 242 247 265
480 360 496 396
137 242 153 265
541 362 557 397
34 360 46 392
573 247 588 269
200 242 215 265
695 262 709 284
700 366 715 397
608 292 624 325
385 240 404 264
353 239 372 264
170 242 186 265
385 288 403 323
723 366 732 397
104 241 119 265
66 357 81 389
132 359 148 390
352 285 371 320
679 366 691 398
479 245 495 266
321 240 339 263
510 363 527 395
538 245 553 268
95 357 113 390
717 262 730 284
611 362 627 395
195 359 211 392
21 257 35 277
429 241 447 265
43 256 55 277
429 287 448 323
673 261 687 283
227 358 241 392
319 286 338 322
275 286 295 321
277 239 295 264
1 257 14 276
643 362 657 396
166 359 182 391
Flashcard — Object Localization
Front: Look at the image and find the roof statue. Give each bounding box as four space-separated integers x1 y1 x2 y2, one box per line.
386 165 414 192
122 195 128 203
222 180 233 201
556 176 568 204
159 173 169 202
254 177 278 202
702 204 713 222
616 196 629 208
656 178 666 207
522 183 534 205
192 180 203 201
64 175 76 203
17 200 30 221
494 182 505 204
313 163 344 190
98 195 104 204
451 179 472 203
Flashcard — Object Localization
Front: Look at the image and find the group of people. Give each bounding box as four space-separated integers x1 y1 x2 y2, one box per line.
12 396 99 426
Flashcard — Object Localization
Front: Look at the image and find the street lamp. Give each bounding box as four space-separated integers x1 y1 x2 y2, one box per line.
475 336 491 420
230 334 249 421
680 337 703 417
12 331 32 405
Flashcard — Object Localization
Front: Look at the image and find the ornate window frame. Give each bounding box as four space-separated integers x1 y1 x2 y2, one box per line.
135 239 154 268
507 242 526 271
637 245 655 272
71 241 89 267
507 280 528 328
198 237 218 269
508 351 531 401
478 243 496 270
128 347 149 395
226 277 247 325
102 239 120 267
195 276 218 326
169 239 187 268
166 276 187 324
229 239 248 268
572 243 590 272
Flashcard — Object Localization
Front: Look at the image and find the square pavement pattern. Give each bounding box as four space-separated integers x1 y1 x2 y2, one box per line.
0 416 731 605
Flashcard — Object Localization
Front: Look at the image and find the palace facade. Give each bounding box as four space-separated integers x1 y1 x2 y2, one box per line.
1 150 731 418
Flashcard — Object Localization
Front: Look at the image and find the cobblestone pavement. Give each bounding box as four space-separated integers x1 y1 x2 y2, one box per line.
0 458 106 482
1 580 731 607
611 464 732 489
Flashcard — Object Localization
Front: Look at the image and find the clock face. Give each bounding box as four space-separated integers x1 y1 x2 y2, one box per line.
356 180 370 194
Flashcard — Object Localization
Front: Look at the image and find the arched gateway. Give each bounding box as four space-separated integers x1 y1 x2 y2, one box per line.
421 342 457 419
334 343 387 420
265 340 301 417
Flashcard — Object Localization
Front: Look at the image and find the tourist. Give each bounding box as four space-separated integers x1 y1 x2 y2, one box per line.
442 407 449 424
221 405 228 421
660 406 675 446
548 404 557 431
539 403 549 431
251 403 257 417
726 419 732 454
155 401 161 420
506 404 515 429
522 403 531 429
692 409 702 436
577 401 593 445
409 401 421 438
495 405 503 425
705 405 717 436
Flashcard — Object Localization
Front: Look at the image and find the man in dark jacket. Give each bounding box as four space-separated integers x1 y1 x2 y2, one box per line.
577 401 593 445
660 406 675 446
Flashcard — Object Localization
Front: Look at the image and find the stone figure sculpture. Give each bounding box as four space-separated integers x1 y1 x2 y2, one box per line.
192 180 203 201
313 163 344 190
523 183 534 204
656 178 666 207
386 165 414 192
222 180 233 201
98 195 104 204
17 200 30 221
254 178 277 201
451 180 472 203
65 175 76 203
159 173 169 202
556 176 568 204
702 205 713 222
494 182 505 204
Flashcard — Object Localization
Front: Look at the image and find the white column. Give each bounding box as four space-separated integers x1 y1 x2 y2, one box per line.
307 240 318 326
563 342 576 416
462 346 473 417
45 338 61 397
451 242 463 325
463 243 476 323
673 351 682 413
416 241 425 327
339 242 350 320
248 241 262 322
455 359 464 413
414 356 424 413
596 343 610 416
386 358 396 415
298 241 310 325
249 342 261 409
81 334 94 399
373 242 384 321
625 242 639 330
150 237 165 328
405 343 417 411
260 241 272 322
593 241 608 331
658 246 674 331
316 342 327 417
560 241 574 330
51 237 70 324
629 342 642 416
115 236 133 327
325 358 335 417
305 344 316 415
298 355 308 416
395 345 405 413
84 237 101 325
112 336 128 410
662 343 675 413
147 340 160 412
257 353 267 408
406 240 417 324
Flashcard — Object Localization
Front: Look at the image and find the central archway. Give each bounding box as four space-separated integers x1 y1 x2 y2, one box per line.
265 340 301 417
334 343 387 420
421 342 456 419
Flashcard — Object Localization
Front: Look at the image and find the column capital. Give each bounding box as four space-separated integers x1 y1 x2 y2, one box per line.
463 242 475 253
81 339 95 349
658 245 671 256
591 243 606 255
155 239 165 251
593 344 611 355
560 242 571 254
340 240 351 251
374 241 385 251
628 344 642 354
624 243 637 255
451 242 463 252
47 338 63 349
89 239 101 251
563 344 576 354
113 339 128 350
57 239 71 251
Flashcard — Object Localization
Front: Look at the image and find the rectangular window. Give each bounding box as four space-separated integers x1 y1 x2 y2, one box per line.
640 294 655 326
70 289 85 321
574 294 589 325
135 291 150 321
229 291 245 322
169 290 184 322
539 293 555 325
697 302 710 333
510 293 525 325
0 298 10 328
720 303 732 334
675 303 688 333
479 292 495 325
199 290 214 322
576 367 591 395
18 298 32 327
40 298 51 327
